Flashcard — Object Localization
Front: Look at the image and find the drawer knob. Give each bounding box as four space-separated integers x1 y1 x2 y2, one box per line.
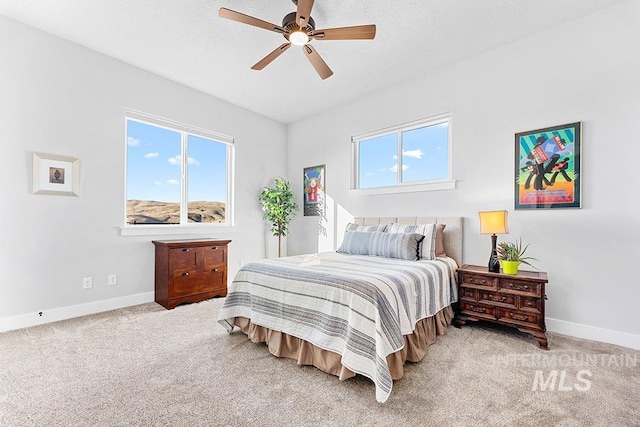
471 306 486 313
509 313 528 321
490 295 506 302
212 268 218 272
182 272 189 276
212 246 217 250
182 248 190 252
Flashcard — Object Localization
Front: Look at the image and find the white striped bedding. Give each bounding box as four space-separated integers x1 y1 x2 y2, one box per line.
218 251 458 403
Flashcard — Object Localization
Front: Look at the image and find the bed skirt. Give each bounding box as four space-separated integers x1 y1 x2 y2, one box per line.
234 305 454 381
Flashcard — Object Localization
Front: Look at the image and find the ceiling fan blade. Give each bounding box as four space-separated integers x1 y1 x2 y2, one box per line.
251 43 291 70
312 24 376 40
296 0 314 27
219 7 285 34
303 44 333 80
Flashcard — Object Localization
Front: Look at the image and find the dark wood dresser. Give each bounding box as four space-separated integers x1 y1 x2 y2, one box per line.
152 239 231 309
454 264 549 348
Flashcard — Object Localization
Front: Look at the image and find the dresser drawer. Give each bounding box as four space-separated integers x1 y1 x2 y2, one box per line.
170 271 224 298
169 248 197 270
498 278 540 296
460 273 498 291
460 302 497 320
497 308 542 329
203 245 226 268
478 291 517 308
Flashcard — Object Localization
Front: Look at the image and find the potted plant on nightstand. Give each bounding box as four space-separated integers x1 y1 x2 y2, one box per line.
259 177 300 258
496 238 537 275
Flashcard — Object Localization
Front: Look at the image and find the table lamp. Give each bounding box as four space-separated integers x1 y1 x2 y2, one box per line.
479 210 509 273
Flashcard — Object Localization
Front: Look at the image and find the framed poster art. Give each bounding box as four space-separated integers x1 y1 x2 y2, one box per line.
32 152 80 196
515 122 581 210
303 164 325 216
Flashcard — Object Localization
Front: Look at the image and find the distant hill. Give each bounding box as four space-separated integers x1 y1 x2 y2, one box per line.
127 200 225 224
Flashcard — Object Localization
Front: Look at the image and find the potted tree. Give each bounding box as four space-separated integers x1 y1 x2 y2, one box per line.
259 177 300 258
496 238 537 275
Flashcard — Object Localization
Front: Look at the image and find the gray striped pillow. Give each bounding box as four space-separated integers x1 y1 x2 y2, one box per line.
337 231 424 260
386 222 438 260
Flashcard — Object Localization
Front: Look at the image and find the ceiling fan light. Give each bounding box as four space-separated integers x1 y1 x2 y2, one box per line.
289 30 309 46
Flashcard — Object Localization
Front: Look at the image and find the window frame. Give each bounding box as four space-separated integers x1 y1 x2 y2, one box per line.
121 109 235 236
350 113 455 195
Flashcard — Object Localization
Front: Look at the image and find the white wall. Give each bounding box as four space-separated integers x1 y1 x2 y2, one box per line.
0 16 286 328
286 1 640 346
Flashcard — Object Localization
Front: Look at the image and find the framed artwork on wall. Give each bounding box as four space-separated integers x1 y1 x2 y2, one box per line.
303 164 325 216
514 122 581 210
32 152 80 196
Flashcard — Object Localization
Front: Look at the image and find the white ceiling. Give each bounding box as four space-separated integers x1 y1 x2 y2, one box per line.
0 0 627 124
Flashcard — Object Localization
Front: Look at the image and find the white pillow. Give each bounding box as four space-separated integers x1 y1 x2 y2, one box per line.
345 222 387 233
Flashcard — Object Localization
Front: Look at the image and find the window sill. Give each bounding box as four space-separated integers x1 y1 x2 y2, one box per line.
349 179 456 196
119 224 237 237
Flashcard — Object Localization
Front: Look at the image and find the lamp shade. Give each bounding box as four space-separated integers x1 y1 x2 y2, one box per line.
479 210 509 234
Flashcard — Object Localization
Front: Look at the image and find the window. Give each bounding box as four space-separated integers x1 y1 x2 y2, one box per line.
125 109 234 228
351 113 454 193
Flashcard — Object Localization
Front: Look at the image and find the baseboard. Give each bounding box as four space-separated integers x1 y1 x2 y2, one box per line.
547 317 640 350
0 292 155 333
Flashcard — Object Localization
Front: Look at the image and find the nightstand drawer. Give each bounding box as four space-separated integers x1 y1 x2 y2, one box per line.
460 302 497 320
460 286 477 301
497 308 542 329
520 296 541 312
498 278 540 296
478 291 517 308
460 273 498 291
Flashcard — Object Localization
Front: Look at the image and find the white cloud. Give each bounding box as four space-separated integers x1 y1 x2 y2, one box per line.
167 155 200 166
144 152 159 159
154 181 163 186
167 156 180 165
390 164 409 172
127 136 141 147
166 179 179 185
402 149 424 159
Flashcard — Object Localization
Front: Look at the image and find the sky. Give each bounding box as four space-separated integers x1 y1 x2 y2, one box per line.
126 120 227 203
359 123 449 188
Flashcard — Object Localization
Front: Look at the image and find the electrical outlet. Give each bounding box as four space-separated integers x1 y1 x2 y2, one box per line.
82 277 93 289
108 274 117 286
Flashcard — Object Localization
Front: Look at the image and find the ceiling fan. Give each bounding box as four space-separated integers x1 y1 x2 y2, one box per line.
218 0 376 80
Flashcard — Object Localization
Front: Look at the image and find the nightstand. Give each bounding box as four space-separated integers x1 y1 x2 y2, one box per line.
454 264 549 348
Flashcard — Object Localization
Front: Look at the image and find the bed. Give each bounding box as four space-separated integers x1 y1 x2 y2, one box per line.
218 216 463 403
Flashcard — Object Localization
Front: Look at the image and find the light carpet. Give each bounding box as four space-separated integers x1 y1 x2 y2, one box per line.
1 298 638 427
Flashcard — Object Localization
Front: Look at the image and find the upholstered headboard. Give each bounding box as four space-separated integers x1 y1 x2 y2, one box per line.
353 217 463 267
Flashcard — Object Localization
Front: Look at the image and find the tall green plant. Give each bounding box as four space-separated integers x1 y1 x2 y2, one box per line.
259 177 300 257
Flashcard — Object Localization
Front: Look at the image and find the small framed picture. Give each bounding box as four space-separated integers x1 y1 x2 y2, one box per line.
33 152 80 196
514 122 581 209
303 164 325 216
